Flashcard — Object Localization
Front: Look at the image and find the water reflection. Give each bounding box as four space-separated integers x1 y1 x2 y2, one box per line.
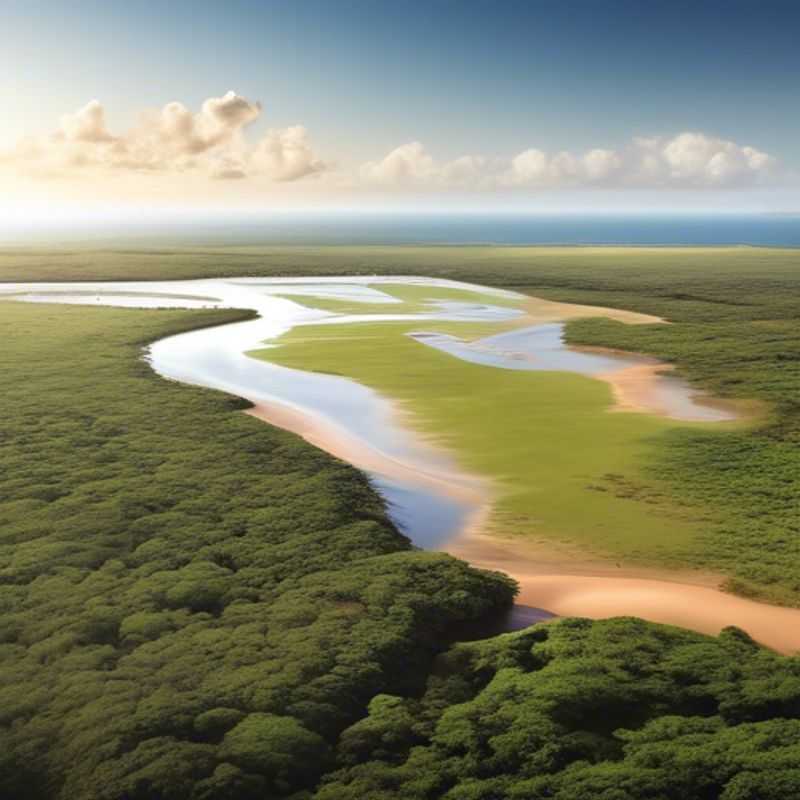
0 277 517 551
369 474 474 550
411 323 737 422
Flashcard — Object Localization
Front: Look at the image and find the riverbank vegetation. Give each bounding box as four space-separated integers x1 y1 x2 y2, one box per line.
0 301 515 799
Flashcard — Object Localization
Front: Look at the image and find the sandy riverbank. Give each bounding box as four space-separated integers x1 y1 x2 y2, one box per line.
517 298 741 423
515 297 735 421
246 401 487 505
597 361 742 421
521 295 664 326
518 296 744 422
246 396 800 655
447 531 800 654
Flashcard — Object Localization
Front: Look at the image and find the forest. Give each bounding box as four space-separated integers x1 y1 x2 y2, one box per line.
316 618 800 800
1 245 799 798
0 302 514 799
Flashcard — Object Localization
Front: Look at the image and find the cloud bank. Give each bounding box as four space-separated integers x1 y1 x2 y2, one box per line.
4 91 326 183
2 93 778 196
362 133 775 190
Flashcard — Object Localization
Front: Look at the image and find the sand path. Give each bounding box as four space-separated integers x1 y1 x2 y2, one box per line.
448 532 800 654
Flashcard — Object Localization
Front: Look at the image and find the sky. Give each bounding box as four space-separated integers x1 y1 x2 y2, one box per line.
2 0 799 218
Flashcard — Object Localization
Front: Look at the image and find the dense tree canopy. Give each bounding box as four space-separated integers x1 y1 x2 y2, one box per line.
316 618 800 800
0 303 514 799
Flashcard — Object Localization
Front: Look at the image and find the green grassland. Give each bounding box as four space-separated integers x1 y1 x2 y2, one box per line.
252 313 710 564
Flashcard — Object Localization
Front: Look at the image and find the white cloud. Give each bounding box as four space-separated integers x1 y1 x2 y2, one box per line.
639 132 774 186
362 132 775 192
583 148 623 181
3 91 325 183
506 148 548 184
503 147 624 186
3 99 777 196
503 133 773 188
439 155 487 183
361 142 488 187
58 100 114 143
146 91 261 157
361 142 437 183
251 126 326 182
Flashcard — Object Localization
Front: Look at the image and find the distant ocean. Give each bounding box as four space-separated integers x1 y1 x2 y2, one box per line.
3 213 800 247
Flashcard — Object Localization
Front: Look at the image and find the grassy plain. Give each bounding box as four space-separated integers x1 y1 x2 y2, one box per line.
1 244 798 602
252 309 708 564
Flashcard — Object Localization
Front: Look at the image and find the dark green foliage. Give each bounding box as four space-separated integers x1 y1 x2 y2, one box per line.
316 618 800 799
220 713 329 786
0 302 515 800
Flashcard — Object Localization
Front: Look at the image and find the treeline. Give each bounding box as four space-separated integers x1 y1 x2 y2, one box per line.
0 243 799 290
0 302 514 799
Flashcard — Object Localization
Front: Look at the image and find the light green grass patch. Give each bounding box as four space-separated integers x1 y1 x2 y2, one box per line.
271 291 403 315
251 318 715 565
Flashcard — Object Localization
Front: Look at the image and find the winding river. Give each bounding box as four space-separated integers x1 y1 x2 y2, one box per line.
3 276 800 652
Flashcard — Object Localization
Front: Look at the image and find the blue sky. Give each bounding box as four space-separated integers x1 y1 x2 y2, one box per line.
2 0 798 212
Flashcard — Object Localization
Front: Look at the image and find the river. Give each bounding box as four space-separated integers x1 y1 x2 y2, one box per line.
5 276 799 652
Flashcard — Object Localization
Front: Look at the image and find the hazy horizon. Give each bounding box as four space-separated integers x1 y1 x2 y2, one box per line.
2 210 799 248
